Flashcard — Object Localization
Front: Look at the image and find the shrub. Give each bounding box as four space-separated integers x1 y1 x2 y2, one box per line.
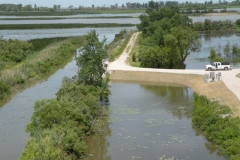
0 80 11 100
192 93 240 159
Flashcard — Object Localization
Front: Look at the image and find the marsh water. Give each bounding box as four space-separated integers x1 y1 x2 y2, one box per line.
83 81 225 160
0 13 237 159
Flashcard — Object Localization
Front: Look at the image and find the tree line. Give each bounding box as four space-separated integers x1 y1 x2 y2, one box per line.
136 6 201 69
2 0 240 12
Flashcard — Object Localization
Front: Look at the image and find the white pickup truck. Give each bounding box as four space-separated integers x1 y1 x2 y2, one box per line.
205 62 231 71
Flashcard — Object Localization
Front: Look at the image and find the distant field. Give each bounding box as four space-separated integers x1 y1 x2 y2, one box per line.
0 9 145 16
0 16 139 20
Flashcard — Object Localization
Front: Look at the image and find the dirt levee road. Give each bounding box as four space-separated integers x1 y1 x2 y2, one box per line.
108 32 240 116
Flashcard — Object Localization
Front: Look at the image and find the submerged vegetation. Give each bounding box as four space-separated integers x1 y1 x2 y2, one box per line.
208 41 240 63
192 94 240 159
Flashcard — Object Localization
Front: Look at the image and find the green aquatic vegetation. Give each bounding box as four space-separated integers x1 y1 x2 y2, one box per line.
144 118 179 127
192 93 240 159
113 108 140 114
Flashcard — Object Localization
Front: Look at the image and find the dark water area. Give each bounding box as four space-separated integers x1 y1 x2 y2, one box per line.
83 81 225 160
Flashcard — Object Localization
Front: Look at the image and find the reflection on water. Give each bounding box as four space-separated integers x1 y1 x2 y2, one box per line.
0 27 136 41
84 81 225 160
190 14 240 23
186 32 240 69
0 32 117 160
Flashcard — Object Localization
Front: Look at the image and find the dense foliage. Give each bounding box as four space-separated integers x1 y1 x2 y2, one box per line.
192 94 240 159
28 37 69 52
0 37 80 101
0 39 33 64
193 19 236 31
208 42 240 63
19 82 103 160
76 30 110 101
20 30 110 159
137 7 201 69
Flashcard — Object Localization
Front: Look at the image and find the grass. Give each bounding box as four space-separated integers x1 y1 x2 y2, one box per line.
127 33 141 67
0 23 136 30
0 36 84 105
109 31 135 62
28 37 70 52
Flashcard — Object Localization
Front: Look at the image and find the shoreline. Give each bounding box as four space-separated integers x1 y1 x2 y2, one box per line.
108 32 240 117
110 70 240 116
203 12 239 16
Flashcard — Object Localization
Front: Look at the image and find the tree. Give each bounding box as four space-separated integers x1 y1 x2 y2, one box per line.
170 26 201 67
68 5 73 9
76 30 110 100
53 5 57 10
34 4 37 11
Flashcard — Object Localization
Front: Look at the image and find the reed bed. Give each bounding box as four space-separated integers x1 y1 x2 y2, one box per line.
0 37 83 100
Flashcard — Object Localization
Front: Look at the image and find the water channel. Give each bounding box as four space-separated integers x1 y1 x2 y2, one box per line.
83 81 225 160
0 13 237 159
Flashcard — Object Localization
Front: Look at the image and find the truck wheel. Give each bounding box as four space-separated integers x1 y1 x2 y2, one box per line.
208 67 212 71
224 67 228 70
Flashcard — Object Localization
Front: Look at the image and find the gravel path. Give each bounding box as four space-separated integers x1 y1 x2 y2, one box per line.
108 32 240 115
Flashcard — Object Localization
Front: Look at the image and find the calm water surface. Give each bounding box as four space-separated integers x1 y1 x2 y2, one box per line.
185 32 240 69
0 33 116 160
83 81 225 160
0 27 136 40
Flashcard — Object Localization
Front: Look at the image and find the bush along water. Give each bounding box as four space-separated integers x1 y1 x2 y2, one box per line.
0 37 84 100
192 93 240 159
208 42 240 63
19 30 111 159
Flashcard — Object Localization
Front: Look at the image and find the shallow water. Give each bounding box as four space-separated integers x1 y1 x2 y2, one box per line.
0 27 136 41
83 81 225 160
0 33 116 160
185 32 240 69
